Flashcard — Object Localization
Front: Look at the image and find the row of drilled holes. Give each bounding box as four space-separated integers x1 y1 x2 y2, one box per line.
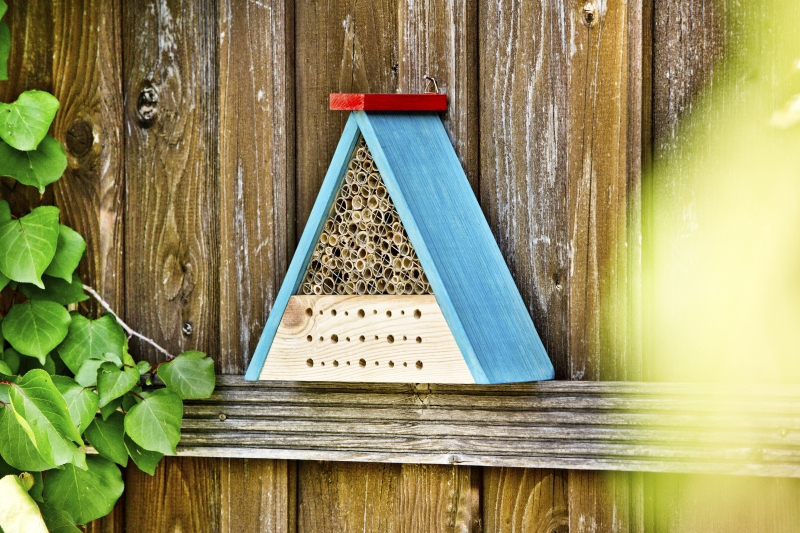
307 334 421 343
306 308 422 319
307 358 423 369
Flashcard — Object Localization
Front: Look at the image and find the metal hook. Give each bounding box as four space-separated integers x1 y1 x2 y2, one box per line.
423 75 440 94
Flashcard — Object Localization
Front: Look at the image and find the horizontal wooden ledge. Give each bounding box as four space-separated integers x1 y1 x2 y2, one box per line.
176 376 800 477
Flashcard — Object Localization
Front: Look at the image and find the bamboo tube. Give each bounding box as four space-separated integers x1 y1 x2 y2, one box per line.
392 232 404 246
376 185 387 198
363 267 374 280
367 174 379 188
349 182 360 197
336 282 346 293
352 195 365 210
410 267 421 280
341 184 351 197
313 285 323 295
401 256 413 270
345 281 356 294
404 281 414 293
319 232 329 244
386 282 396 295
362 208 372 223
376 279 386 292
392 257 403 270
399 243 410 256
356 280 367 294
355 259 366 272
302 283 313 295
345 170 356 184
356 171 367 184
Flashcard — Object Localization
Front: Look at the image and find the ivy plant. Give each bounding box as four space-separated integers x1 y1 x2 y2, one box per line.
0 5 215 532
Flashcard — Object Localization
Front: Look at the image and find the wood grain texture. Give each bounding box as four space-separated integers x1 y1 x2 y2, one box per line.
52 0 125 312
397 0 479 192
219 459 295 533
125 457 221 532
483 467 568 533
178 376 800 477
296 461 479 533
359 112 553 382
294 0 398 236
218 0 294 374
262 295 473 383
122 0 219 364
569 470 644 533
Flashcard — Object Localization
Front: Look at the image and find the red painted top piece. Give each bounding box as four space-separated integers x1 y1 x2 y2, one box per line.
330 93 447 111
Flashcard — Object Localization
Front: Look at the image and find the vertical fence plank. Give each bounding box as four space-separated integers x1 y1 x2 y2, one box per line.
294 0 398 235
124 458 221 532
51 2 126 531
122 0 219 365
122 1 220 531
220 459 295 533
478 0 572 528
397 0 479 193
396 6 482 532
294 4 398 530
483 467 568 533
218 0 294 374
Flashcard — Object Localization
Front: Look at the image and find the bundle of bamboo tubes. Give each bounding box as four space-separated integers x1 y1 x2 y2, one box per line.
300 137 432 296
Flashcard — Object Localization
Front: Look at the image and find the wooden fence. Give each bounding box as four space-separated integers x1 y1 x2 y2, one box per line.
1 0 799 531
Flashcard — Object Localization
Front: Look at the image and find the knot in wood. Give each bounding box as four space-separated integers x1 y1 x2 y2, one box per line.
136 83 159 127
182 321 193 337
582 2 597 26
66 120 93 157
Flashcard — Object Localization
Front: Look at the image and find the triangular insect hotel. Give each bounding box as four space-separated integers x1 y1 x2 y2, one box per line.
246 94 554 384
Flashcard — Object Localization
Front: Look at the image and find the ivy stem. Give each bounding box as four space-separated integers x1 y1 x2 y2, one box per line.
82 284 176 360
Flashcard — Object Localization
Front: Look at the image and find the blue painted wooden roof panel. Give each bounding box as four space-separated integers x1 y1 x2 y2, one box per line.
357 112 554 383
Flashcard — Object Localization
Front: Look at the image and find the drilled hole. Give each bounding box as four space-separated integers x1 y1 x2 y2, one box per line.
387 335 394 343
358 309 365 318
321 361 325 366
416 360 423 369
319 310 323 315
346 337 351 342
374 335 379 340
305 308 313 317
401 310 405 315
331 334 338 343
375 361 379 366
333 360 339 367
306 359 314 367
359 335 365 342
416 336 422 343
389 361 395 367
403 336 407 341
331 309 337 316
386 310 392 317
345 311 349 316
414 310 422 319
373 309 377 314
319 336 324 342
306 335 313 342
359 358 367 367
403 362 408 367
347 361 351 365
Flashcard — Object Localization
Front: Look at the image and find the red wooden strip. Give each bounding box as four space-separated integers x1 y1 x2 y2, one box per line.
330 93 447 111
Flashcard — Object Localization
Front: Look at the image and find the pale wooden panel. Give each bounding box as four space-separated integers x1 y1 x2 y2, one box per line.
122 0 219 364
398 0 479 193
219 459 295 533
218 0 294 373
261 295 473 383
294 0 398 235
125 458 220 532
483 467 568 533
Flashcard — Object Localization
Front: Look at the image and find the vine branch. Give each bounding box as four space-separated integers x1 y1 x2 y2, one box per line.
82 284 176 360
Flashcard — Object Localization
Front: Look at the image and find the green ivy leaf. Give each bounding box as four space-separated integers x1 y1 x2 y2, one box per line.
56 314 125 375
136 360 151 375
1 347 19 376
20 273 88 306
84 412 128 467
99 397 122 421
0 359 11 375
0 474 49 533
0 370 85 471
51 376 98 434
0 21 9 82
0 0 7 20
3 300 71 363
157 350 215 399
123 434 162 475
72 359 103 387
0 91 60 151
39 504 81 533
0 200 9 221
42 456 123 526
0 136 68 193
16 351 56 377
96 362 138 408
0 205 59 288
124 388 182 455
43 225 85 282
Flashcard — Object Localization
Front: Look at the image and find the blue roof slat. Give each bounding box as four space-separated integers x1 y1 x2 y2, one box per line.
357 112 554 383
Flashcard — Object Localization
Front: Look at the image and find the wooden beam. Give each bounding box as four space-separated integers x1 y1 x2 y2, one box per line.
176 376 800 478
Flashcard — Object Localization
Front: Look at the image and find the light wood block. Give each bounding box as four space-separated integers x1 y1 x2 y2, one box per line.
260 295 475 383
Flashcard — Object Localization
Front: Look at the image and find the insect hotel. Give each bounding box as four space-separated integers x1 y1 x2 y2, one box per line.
245 94 554 384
